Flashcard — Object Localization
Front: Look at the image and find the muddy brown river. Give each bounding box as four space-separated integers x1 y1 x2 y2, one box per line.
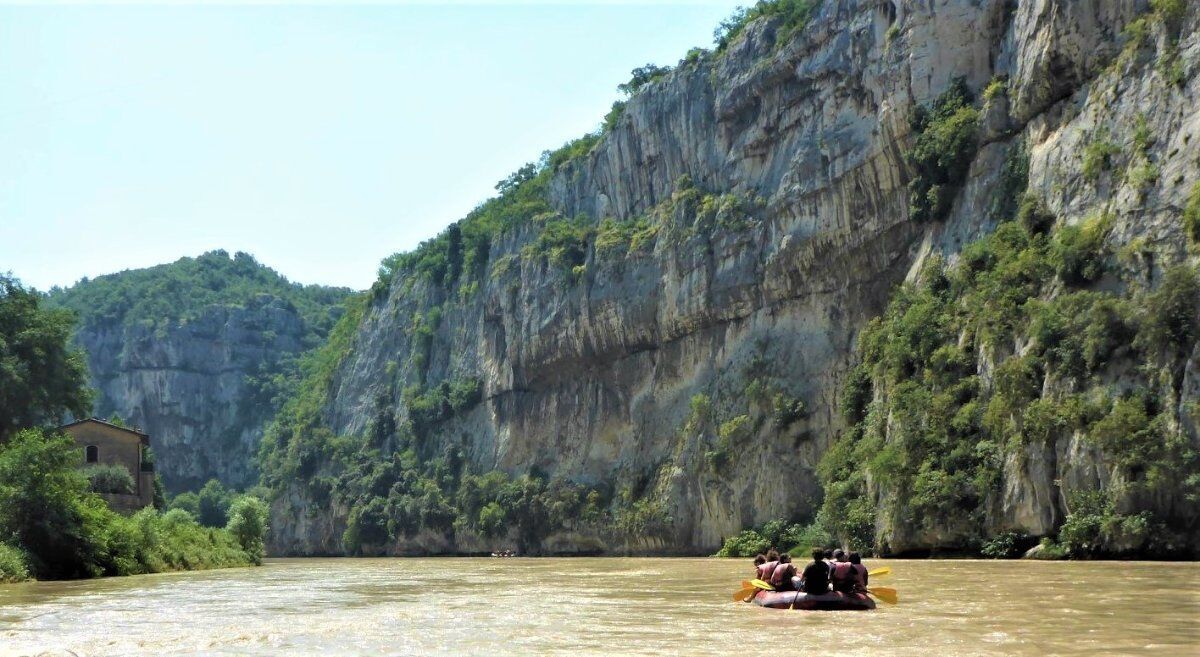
1 558 1197 656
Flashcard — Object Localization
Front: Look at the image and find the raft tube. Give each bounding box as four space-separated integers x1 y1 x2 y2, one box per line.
752 589 876 611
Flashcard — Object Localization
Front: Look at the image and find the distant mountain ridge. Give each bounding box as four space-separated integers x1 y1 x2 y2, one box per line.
46 250 353 492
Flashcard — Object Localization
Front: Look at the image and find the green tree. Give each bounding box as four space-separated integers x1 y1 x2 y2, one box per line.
478 501 506 537
196 479 235 528
225 496 269 564
168 491 201 518
617 64 671 96
0 276 92 440
0 429 106 578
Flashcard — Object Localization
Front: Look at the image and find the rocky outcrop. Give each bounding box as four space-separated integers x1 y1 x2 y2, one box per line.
50 252 351 493
270 0 1199 555
78 297 306 491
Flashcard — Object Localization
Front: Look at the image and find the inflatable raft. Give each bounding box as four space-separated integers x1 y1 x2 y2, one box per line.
752 589 876 611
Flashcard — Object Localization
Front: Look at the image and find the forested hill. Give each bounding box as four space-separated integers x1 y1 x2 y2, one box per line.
260 0 1199 559
46 250 353 492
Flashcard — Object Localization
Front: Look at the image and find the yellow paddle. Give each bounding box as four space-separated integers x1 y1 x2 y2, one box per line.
730 579 775 602
866 586 898 604
868 567 891 577
731 581 756 601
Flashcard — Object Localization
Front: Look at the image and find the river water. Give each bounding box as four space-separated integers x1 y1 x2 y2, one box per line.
1 558 1197 656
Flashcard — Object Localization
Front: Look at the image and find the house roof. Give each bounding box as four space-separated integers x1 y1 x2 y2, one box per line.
59 418 150 445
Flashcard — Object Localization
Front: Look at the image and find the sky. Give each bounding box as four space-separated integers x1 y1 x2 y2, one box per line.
0 1 746 292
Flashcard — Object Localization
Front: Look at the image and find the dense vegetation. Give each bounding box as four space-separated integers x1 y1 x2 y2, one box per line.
0 278 268 581
816 194 1199 558
715 518 832 557
46 250 350 338
167 478 266 528
0 276 92 440
0 429 268 581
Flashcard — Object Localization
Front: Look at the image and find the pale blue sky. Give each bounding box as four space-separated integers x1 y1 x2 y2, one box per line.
1 2 744 291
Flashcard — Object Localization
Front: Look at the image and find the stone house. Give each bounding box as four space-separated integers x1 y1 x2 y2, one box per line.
61 418 155 512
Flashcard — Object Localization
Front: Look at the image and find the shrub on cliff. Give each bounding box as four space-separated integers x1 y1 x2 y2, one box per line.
714 0 818 52
1050 213 1111 285
1081 132 1121 182
906 79 980 223
617 64 671 96
1183 182 1200 244
1135 265 1200 363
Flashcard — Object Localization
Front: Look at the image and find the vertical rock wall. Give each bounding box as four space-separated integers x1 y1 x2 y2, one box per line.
270 0 1199 554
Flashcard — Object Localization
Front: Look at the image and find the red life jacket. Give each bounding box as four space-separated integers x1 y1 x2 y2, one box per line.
830 562 855 592
757 560 779 582
851 563 868 587
770 562 795 588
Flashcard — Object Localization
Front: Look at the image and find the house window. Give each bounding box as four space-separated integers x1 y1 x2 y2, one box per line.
85 445 99 463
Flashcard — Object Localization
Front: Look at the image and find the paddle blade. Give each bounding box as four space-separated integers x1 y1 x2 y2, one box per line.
750 579 775 591
867 587 899 605
732 586 756 601
868 567 891 577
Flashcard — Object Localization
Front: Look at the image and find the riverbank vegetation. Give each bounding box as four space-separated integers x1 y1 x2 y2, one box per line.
0 276 270 582
0 428 268 582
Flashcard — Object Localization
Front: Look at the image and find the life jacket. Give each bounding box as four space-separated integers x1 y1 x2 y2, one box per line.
850 563 868 587
830 562 855 592
770 562 795 589
757 560 779 582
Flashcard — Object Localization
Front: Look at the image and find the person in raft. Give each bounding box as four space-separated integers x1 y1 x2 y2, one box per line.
799 548 832 593
753 553 767 578
848 552 869 591
756 548 781 581
830 549 857 593
770 553 798 591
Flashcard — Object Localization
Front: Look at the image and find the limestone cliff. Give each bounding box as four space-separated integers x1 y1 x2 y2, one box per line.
264 0 1199 556
48 251 350 492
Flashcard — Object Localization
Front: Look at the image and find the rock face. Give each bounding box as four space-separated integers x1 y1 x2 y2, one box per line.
77 298 306 491
49 252 350 493
270 0 1199 555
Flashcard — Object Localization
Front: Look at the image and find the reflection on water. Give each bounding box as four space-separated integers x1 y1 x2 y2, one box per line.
1 558 1197 656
